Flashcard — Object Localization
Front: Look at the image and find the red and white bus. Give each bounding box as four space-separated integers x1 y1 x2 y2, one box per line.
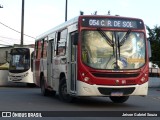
33 15 149 103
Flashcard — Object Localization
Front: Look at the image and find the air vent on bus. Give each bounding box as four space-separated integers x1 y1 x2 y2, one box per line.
92 73 140 78
98 87 135 95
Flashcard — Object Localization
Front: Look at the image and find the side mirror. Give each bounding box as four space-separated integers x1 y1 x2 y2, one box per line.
148 40 152 58
73 33 79 45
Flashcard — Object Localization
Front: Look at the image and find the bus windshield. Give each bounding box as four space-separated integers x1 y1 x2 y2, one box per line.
81 30 146 70
9 48 30 72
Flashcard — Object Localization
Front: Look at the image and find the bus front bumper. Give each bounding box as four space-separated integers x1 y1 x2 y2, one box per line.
75 80 148 96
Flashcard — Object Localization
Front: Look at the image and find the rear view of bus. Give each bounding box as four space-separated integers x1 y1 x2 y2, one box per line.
8 48 34 86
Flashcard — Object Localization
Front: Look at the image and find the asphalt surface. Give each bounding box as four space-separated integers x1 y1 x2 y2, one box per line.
0 87 160 120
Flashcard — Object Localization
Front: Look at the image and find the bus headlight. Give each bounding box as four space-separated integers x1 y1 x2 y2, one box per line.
84 77 90 82
141 77 145 82
22 72 29 78
81 72 93 84
139 73 148 84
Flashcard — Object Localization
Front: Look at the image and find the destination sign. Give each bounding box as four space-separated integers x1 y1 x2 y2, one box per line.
81 17 144 29
11 48 29 55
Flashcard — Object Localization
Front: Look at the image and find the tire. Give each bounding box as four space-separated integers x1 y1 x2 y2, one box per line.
109 96 129 103
40 75 50 96
51 90 56 96
59 78 74 102
27 83 36 88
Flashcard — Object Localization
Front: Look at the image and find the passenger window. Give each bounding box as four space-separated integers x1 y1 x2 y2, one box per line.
57 29 67 56
35 41 42 59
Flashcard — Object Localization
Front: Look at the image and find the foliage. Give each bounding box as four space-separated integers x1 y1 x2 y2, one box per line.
146 25 160 67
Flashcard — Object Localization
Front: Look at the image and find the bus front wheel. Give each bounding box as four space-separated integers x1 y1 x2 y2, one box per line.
109 96 129 103
59 78 74 102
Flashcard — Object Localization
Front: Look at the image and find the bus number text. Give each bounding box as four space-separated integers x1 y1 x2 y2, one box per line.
89 19 135 28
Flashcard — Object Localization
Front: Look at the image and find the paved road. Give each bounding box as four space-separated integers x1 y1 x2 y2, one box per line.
0 87 160 120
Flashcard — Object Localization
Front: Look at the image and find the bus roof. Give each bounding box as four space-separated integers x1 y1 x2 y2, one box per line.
35 15 144 41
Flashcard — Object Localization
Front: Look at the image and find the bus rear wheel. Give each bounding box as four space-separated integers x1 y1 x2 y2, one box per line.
59 78 74 103
40 75 50 96
27 83 36 88
109 96 129 103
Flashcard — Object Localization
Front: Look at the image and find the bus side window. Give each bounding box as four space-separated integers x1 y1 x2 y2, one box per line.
41 39 44 58
56 29 68 56
70 32 78 62
42 40 48 58
35 40 42 59
39 38 48 59
31 51 34 72
35 41 38 59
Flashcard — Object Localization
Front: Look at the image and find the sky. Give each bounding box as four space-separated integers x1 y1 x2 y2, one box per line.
0 0 159 45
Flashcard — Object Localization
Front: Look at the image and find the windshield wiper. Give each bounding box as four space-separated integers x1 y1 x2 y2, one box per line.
120 29 131 46
97 28 113 47
114 30 131 69
97 28 118 69
114 32 120 69
105 33 115 68
112 33 115 57
117 35 120 58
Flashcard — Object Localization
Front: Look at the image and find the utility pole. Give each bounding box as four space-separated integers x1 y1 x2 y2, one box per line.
21 0 24 46
65 0 67 21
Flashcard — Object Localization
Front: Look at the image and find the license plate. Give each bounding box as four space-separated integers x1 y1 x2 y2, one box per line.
111 92 123 96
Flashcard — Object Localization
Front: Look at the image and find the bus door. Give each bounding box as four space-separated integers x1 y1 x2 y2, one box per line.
69 32 78 94
47 39 55 88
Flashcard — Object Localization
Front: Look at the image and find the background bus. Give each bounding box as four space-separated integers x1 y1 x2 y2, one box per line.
33 15 149 103
8 47 35 87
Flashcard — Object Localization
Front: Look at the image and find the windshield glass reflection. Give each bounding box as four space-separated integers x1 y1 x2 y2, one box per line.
81 30 146 70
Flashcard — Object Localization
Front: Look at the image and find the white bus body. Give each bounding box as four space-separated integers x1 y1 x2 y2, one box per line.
8 48 34 84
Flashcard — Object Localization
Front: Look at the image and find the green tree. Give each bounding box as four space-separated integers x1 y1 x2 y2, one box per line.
146 25 160 67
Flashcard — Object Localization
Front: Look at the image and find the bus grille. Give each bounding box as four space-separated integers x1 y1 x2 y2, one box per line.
92 73 139 78
98 87 135 95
